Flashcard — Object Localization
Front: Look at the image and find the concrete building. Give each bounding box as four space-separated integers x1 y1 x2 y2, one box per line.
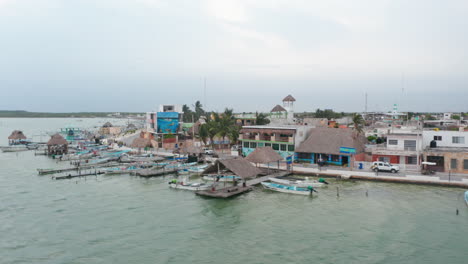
269 95 296 125
422 130 468 173
370 131 423 166
240 125 312 159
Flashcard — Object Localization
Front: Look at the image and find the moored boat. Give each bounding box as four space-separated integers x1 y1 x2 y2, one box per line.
261 182 317 195
168 179 211 191
465 191 468 207
0 145 30 152
269 177 328 188
203 175 242 182
104 165 144 175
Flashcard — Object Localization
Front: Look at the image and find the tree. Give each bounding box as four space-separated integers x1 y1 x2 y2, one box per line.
182 104 193 123
352 113 365 134
255 112 270 125
193 101 205 120
198 123 209 146
452 115 461 120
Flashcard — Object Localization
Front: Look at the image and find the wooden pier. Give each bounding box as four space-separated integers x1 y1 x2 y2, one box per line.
53 171 105 180
246 171 291 186
37 162 120 175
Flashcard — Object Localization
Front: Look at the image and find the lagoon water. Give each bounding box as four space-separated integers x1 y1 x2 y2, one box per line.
0 118 467 264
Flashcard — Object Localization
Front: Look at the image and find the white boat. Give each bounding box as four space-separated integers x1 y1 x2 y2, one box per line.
0 145 29 152
104 165 144 175
203 175 241 182
178 164 209 175
261 182 317 196
169 181 212 191
465 191 468 207
269 177 327 188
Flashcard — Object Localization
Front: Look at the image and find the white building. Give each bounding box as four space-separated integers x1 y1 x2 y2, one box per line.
422 130 468 148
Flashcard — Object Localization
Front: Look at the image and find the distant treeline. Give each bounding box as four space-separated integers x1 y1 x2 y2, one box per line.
0 110 143 118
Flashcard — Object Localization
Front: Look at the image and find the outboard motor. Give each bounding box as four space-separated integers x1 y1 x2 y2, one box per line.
318 178 329 184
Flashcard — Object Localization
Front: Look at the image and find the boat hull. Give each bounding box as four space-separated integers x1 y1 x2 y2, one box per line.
269 178 325 188
203 175 241 182
261 182 314 196
169 183 211 191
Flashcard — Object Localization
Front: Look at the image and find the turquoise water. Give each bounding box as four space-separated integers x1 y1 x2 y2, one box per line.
1 118 467 264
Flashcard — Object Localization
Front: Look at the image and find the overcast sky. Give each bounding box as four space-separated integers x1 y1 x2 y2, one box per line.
1 0 467 113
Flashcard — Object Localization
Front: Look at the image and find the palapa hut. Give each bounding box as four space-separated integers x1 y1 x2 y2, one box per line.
245 146 283 171
8 130 27 145
103 122 113 128
203 157 262 182
47 134 68 155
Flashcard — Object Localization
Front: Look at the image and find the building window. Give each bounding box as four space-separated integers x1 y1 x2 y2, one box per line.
452 136 465 144
434 136 442 141
243 141 249 148
464 160 468 170
407 156 417 164
288 145 295 152
258 142 264 147
280 144 287 151
451 159 457 169
272 144 279 150
265 143 271 147
378 157 390 163
404 140 416 151
388 140 398 145
250 142 257 148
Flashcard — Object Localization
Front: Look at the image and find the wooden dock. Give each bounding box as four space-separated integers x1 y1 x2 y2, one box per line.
195 185 253 198
246 171 291 186
53 171 105 180
37 162 120 175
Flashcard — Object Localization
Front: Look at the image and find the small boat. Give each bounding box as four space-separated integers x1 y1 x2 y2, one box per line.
465 191 468 207
187 164 209 173
203 175 242 182
168 179 211 191
86 157 110 165
0 145 30 152
261 182 317 195
104 165 145 175
269 177 328 188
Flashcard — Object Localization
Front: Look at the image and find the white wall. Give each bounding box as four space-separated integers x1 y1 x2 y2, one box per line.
423 130 468 148
386 134 423 151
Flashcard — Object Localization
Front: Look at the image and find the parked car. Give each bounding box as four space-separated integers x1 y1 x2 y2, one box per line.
371 161 400 173
203 148 214 155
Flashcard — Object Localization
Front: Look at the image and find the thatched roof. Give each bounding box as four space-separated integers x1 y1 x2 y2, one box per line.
270 105 287 113
103 122 113 128
295 127 367 155
47 134 68 145
282 94 296 102
8 130 27 140
127 123 137 129
203 158 262 179
131 137 154 148
245 147 283 163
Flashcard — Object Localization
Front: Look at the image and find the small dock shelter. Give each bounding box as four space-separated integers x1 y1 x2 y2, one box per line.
47 134 69 155
8 130 28 145
197 157 262 198
245 146 283 171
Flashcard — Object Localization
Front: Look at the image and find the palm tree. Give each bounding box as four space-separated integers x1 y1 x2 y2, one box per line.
352 113 365 134
255 112 270 125
193 101 205 120
198 123 209 146
182 104 193 123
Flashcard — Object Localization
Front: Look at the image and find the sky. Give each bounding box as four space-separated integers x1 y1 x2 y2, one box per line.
0 0 467 113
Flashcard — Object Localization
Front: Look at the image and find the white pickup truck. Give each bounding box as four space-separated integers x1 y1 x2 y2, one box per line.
371 161 400 173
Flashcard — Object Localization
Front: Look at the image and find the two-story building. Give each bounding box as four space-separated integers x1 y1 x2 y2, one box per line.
371 131 423 167
239 125 312 159
422 129 468 173
146 104 184 149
